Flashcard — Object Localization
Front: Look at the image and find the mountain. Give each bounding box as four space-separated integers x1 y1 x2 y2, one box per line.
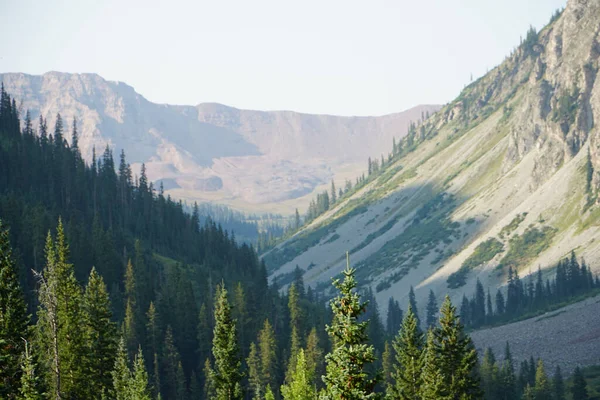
0 71 438 213
265 0 600 314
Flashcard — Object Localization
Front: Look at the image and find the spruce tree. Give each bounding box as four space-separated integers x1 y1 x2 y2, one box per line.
320 254 380 399
434 296 482 399
425 290 437 329
388 305 424 399
304 328 323 388
500 342 517 400
420 329 444 400
0 220 29 398
112 338 131 400
571 367 588 400
247 342 262 400
211 284 243 400
287 283 302 381
408 286 420 328
381 341 394 390
18 340 44 400
533 359 551 400
552 366 565 400
281 349 316 400
258 319 277 391
203 358 216 400
36 221 86 399
129 348 152 400
480 348 500 400
83 267 118 398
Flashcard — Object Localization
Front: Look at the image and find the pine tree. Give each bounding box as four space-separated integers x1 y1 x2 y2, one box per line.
420 329 444 400
425 290 438 328
320 254 380 399
552 366 565 400
386 297 403 337
408 286 420 328
83 267 118 398
480 348 500 400
258 319 277 392
0 220 29 398
434 296 482 399
123 259 139 357
247 342 262 400
287 283 303 380
211 284 243 400
533 359 551 400
380 342 394 392
265 385 275 400
571 367 588 400
281 349 316 400
162 326 182 400
304 328 323 388
112 338 131 400
388 305 423 399
18 340 44 400
36 221 87 399
500 342 517 400
129 348 152 400
203 358 216 400
330 180 337 204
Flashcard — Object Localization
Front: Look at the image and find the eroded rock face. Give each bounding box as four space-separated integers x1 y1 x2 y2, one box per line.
0 71 439 209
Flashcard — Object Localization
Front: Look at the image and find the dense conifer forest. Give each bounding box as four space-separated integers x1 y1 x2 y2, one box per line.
0 86 595 399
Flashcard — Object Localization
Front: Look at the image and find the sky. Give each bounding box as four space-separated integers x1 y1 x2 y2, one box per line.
0 0 566 116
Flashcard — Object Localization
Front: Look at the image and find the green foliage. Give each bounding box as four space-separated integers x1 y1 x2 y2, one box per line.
447 238 504 288
247 343 262 400
281 349 316 400
499 226 556 271
321 257 380 399
499 213 527 239
18 341 44 400
362 193 460 289
552 87 580 135
211 284 243 400
388 306 424 399
83 267 118 398
0 220 29 398
571 366 589 400
36 220 87 399
432 296 482 399
129 348 152 400
258 319 277 393
522 25 539 58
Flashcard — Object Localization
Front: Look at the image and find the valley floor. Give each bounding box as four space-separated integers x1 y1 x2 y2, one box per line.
470 294 600 373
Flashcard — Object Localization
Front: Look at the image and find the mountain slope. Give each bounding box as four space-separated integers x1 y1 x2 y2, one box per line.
265 0 600 313
0 72 438 212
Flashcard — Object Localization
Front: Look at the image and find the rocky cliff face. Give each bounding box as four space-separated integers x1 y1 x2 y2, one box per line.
265 0 600 314
0 72 437 211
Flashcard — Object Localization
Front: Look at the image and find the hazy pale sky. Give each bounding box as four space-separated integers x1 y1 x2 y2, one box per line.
1 0 565 116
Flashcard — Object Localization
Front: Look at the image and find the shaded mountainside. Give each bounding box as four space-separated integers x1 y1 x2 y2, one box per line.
265 0 600 316
0 72 437 211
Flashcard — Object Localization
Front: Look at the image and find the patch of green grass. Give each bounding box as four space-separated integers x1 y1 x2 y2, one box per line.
498 225 557 271
447 238 504 288
153 253 179 269
499 212 528 239
359 193 461 287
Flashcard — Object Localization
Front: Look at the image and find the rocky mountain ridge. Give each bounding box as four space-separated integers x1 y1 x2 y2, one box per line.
265 0 600 315
0 71 437 212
